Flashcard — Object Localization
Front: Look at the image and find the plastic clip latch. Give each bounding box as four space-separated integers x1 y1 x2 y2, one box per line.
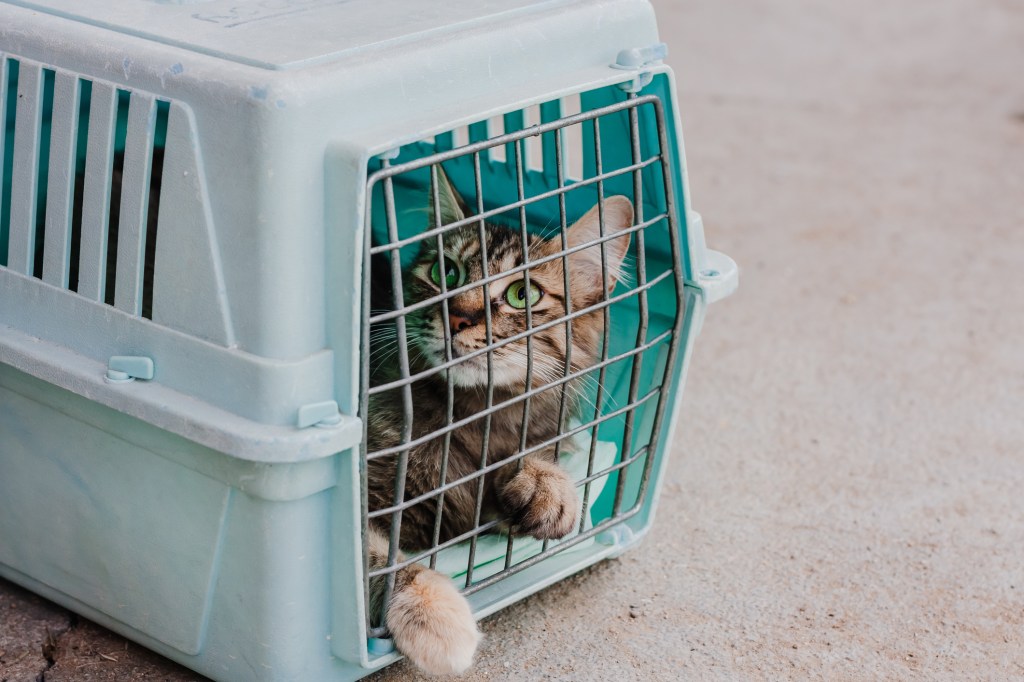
596 523 636 548
297 400 343 429
611 43 668 93
105 356 154 383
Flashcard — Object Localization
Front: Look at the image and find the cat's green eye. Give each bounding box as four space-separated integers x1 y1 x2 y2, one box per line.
504 280 542 309
430 257 462 289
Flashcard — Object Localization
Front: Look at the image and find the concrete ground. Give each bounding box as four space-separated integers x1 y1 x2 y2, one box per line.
3 0 1023 680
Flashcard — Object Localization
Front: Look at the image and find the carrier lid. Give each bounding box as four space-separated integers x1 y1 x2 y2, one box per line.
3 0 577 70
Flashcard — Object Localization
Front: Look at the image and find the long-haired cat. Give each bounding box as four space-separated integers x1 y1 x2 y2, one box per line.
367 168 633 674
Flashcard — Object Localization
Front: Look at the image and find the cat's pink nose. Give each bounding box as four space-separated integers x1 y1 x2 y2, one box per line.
449 312 475 334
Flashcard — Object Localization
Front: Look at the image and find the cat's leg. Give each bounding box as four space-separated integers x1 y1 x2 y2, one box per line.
495 453 580 540
366 525 481 675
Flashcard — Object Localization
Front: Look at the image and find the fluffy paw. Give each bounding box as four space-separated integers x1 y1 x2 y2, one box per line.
387 566 482 675
499 459 580 540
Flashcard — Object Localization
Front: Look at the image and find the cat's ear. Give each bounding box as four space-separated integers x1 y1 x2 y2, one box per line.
429 165 468 227
566 196 633 291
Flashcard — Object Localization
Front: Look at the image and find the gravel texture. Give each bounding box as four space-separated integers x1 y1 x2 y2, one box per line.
3 1 1023 680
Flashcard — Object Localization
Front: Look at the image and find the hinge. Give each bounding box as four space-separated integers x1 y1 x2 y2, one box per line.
105 355 155 383
297 400 343 429
610 43 668 93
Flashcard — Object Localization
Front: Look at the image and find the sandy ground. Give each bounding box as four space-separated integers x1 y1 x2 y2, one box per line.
3 0 1023 680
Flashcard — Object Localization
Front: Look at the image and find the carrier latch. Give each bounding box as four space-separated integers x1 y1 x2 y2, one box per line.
297 400 344 429
105 356 155 384
611 43 668 93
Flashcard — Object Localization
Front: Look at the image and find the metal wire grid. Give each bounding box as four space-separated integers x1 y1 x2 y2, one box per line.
360 93 685 639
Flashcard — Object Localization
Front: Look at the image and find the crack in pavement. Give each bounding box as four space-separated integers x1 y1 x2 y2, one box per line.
0 584 73 682
36 615 78 682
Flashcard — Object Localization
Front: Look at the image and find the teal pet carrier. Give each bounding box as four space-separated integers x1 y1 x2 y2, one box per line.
0 1 737 679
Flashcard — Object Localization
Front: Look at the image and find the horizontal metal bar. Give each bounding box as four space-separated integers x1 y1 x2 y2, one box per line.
367 327 672 460
365 505 646 638
461 506 644 596
369 442 653 579
368 94 662 183
368 519 504 578
574 444 650 489
368 267 673 397
369 157 661 256
370 212 666 324
367 384 663 517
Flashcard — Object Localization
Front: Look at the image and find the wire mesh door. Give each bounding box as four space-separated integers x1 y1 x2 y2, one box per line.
360 92 685 638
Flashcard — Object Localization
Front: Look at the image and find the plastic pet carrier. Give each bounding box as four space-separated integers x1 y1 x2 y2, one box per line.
0 1 737 680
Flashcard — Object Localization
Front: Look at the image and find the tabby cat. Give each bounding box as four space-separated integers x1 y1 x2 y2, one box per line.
367 168 633 674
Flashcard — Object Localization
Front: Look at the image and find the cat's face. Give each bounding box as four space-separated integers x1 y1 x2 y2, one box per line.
402 171 633 390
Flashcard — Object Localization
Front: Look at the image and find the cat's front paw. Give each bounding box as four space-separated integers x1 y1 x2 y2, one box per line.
388 566 482 675
499 458 580 540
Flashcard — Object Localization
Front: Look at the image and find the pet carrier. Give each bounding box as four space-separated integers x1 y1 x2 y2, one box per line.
0 1 737 679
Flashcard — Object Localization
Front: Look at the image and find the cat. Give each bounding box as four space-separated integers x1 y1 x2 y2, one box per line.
366 166 634 675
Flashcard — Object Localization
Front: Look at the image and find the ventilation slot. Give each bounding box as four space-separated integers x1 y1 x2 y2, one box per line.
560 93 584 181
0 58 18 267
142 100 169 319
451 125 469 149
102 90 131 306
522 104 544 172
0 63 58 276
4 59 49 275
29 69 55 279
67 79 92 293
486 115 506 163
39 71 83 286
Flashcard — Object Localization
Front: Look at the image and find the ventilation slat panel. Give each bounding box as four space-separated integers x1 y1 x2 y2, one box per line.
7 62 44 275
42 72 80 288
114 92 156 315
77 82 117 301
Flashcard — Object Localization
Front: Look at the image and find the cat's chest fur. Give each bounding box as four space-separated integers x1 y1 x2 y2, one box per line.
371 377 569 462
366 376 574 547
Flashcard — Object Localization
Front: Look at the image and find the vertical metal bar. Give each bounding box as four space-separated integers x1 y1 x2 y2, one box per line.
380 161 415 618
7 61 43 275
360 179 373 628
612 95 649 516
114 92 156 315
578 115 611 532
553 126 573 459
544 126 573 553
429 164 456 569
42 71 79 288
504 136 534 569
359 171 378 630
76 82 117 301
630 99 686 508
464 151 493 587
